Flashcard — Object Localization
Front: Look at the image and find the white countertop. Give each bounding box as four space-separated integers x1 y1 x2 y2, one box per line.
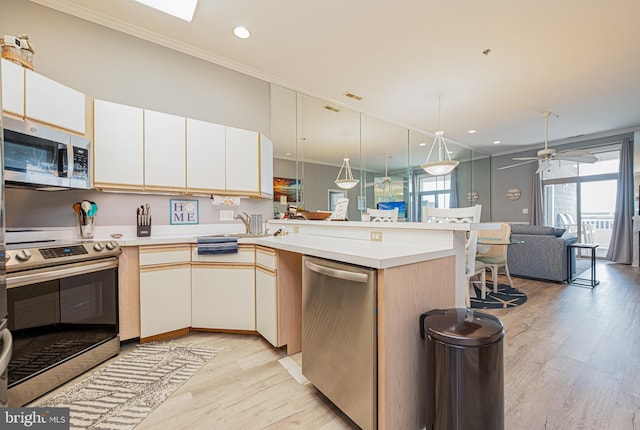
269 219 496 231
253 234 453 269
7 222 463 269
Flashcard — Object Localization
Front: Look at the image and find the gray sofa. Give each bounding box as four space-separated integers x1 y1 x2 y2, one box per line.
507 224 578 282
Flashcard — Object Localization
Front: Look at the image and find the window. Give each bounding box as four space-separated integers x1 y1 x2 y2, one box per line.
416 173 453 221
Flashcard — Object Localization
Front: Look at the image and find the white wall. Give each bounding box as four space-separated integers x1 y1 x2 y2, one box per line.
0 0 270 133
1 0 273 229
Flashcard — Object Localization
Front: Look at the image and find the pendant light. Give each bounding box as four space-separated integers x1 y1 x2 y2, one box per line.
334 134 359 189
420 95 459 175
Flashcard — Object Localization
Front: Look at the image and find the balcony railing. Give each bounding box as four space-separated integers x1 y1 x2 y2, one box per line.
571 214 613 257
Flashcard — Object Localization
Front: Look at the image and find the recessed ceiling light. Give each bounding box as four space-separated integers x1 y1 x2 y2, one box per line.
493 140 501 144
285 152 292 156
233 26 251 39
468 129 477 134
134 0 198 22
419 142 427 147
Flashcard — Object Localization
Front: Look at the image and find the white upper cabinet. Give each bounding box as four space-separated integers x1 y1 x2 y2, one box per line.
144 109 186 191
93 99 144 189
186 118 226 193
225 126 260 196
91 101 272 196
1 59 25 116
260 134 274 198
25 69 85 134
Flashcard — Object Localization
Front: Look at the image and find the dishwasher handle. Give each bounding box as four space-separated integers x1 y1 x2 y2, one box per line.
305 260 370 283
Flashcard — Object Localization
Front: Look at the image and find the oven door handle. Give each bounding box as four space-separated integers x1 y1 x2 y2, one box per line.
7 258 119 288
0 329 13 374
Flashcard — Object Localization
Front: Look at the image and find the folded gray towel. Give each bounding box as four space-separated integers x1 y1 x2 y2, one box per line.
197 236 238 255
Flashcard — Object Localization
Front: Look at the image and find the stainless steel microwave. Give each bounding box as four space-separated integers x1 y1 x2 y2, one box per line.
3 116 90 190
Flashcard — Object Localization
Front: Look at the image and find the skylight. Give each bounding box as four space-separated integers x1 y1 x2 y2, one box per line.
134 0 198 22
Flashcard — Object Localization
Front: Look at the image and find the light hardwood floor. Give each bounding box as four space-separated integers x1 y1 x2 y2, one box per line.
35 261 640 429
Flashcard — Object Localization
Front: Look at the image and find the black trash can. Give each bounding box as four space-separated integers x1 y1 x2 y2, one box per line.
420 308 505 430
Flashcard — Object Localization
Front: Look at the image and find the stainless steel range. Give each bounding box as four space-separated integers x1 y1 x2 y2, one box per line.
5 239 121 406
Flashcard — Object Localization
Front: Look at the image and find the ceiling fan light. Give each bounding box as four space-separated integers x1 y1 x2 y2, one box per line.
421 130 459 176
335 179 359 189
420 160 459 175
335 157 359 189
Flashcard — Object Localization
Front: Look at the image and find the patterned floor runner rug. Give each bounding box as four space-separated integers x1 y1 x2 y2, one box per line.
471 283 528 309
38 342 217 430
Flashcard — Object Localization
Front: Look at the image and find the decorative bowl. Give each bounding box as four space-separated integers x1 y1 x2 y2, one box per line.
300 211 332 221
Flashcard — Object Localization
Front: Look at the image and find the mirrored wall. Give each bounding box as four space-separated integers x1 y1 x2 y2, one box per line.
271 84 492 222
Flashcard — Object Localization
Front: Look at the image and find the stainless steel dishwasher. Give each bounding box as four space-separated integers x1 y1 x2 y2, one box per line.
302 256 377 430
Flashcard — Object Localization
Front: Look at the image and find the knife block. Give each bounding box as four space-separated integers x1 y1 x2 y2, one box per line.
137 222 151 237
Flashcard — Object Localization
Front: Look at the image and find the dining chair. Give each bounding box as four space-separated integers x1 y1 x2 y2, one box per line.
476 223 514 294
423 205 485 306
367 207 399 222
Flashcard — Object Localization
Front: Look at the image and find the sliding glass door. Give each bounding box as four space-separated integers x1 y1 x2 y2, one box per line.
543 146 620 257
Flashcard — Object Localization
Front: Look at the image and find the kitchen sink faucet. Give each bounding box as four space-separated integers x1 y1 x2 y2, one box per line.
234 211 252 234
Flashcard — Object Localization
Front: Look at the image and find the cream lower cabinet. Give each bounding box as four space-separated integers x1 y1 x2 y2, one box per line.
255 247 278 346
191 244 256 331
255 246 302 354
139 245 192 341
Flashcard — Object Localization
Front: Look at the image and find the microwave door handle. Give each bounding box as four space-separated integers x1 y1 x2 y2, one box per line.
58 143 69 177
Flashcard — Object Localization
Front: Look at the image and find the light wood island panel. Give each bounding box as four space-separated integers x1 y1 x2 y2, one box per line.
118 246 141 341
378 255 456 430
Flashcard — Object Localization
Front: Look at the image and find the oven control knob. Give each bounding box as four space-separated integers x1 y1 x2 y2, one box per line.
106 241 117 250
93 243 104 252
16 249 32 261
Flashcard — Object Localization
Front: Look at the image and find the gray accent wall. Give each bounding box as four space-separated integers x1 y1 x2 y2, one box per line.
491 133 634 223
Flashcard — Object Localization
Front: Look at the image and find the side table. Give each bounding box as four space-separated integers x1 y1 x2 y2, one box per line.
567 243 599 288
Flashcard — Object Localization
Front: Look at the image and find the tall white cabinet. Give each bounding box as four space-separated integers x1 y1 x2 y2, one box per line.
1 59 24 116
93 99 144 190
144 109 186 192
225 127 273 198
186 118 226 193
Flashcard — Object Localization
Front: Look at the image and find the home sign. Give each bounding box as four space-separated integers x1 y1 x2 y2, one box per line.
171 199 199 224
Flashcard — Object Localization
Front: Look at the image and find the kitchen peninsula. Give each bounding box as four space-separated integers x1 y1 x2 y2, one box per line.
262 219 486 429
110 219 493 429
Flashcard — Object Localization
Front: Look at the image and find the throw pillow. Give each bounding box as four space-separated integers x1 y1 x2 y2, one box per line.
554 228 566 237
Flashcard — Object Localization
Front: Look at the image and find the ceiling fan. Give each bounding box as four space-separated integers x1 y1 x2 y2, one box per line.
499 111 599 174
365 155 408 191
